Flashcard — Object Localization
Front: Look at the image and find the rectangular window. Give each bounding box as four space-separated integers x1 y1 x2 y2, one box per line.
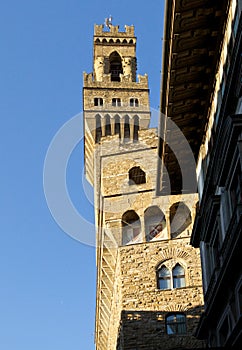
94 98 103 106
112 98 121 107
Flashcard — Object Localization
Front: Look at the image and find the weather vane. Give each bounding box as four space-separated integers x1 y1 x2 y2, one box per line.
105 15 113 28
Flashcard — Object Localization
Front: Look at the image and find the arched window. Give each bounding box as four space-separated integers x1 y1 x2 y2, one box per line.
105 115 111 136
95 38 100 43
144 206 166 241
129 39 134 44
109 38 114 43
109 51 123 82
123 39 127 43
95 115 102 143
130 98 139 107
166 313 186 334
170 202 192 238
94 97 103 106
133 115 139 141
124 115 130 141
172 264 185 288
112 98 121 107
114 115 121 138
122 210 141 245
157 265 171 289
129 166 146 185
116 39 120 43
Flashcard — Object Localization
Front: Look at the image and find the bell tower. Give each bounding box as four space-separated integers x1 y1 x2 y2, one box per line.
83 23 150 185
83 23 204 350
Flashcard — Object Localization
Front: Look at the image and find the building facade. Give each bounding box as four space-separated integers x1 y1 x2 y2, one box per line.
160 0 242 347
83 23 204 349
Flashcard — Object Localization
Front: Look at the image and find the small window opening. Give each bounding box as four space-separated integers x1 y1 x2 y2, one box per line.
172 264 185 288
166 314 186 334
130 98 139 107
157 266 171 290
112 98 121 107
95 115 102 143
94 98 103 106
129 166 145 185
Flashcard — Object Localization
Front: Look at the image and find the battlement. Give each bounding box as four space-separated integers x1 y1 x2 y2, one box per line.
94 24 135 38
83 72 148 87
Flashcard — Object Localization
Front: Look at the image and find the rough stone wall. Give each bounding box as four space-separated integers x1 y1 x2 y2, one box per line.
117 239 205 349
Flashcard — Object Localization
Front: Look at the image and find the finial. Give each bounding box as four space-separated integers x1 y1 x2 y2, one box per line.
105 15 112 28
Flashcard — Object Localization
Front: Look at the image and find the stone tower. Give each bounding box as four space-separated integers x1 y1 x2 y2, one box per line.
83 23 205 350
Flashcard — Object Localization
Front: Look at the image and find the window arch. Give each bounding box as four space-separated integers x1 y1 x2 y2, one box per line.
94 97 103 106
109 51 123 81
157 262 186 290
122 210 141 245
170 202 192 238
166 313 186 334
123 39 127 43
109 38 114 43
133 115 139 141
129 166 146 185
95 114 102 143
105 115 111 136
172 264 185 288
157 265 171 290
130 98 139 107
129 39 134 44
124 115 130 141
114 115 121 138
144 206 166 241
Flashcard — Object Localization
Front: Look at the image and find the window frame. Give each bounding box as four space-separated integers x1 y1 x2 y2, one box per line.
94 97 103 106
157 263 186 290
165 313 187 335
112 98 121 107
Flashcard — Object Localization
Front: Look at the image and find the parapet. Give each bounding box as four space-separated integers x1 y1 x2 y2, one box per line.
94 24 135 38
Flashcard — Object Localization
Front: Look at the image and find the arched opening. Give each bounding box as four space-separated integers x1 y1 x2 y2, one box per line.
170 202 192 238
95 38 100 43
114 115 121 138
95 114 102 143
102 38 107 43
122 210 141 245
133 115 139 142
109 51 123 82
130 98 139 107
124 115 130 141
116 39 120 43
172 264 185 288
123 39 127 43
105 115 111 136
157 265 171 289
144 205 166 241
129 39 134 44
109 39 114 43
129 166 146 185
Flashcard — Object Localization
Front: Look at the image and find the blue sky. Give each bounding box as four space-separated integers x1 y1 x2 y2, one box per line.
0 1 164 349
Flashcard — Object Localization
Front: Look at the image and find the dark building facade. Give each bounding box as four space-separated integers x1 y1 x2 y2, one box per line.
160 0 242 347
